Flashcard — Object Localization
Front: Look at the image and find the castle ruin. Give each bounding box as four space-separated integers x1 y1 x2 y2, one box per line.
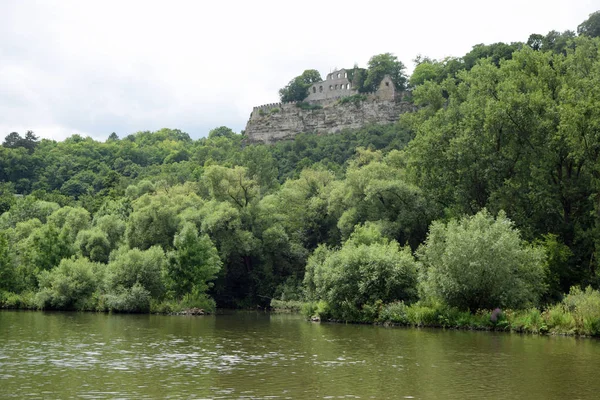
244 68 413 143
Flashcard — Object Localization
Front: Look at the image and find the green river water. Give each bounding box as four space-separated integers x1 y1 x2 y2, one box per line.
1 310 600 399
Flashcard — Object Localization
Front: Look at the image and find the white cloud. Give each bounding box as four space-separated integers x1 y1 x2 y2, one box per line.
0 0 597 140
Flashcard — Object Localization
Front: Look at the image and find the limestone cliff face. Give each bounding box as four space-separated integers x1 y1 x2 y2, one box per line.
244 99 415 144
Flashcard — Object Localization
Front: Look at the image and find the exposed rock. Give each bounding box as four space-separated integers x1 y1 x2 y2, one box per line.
244 98 415 144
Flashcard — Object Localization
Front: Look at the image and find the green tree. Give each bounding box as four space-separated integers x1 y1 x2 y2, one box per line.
279 69 322 102
0 232 15 291
35 257 101 310
106 246 167 300
417 210 547 311
76 228 111 263
304 223 418 321
578 10 600 38
362 53 407 92
208 126 236 139
167 222 221 299
126 194 180 250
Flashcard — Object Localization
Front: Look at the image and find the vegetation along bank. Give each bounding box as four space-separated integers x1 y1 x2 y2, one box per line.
2 12 600 336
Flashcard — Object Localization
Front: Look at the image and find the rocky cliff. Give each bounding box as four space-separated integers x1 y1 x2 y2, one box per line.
244 98 415 143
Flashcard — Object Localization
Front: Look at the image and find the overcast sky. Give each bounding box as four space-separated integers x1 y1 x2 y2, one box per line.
0 0 598 141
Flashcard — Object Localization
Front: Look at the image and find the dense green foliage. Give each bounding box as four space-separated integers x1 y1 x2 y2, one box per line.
417 210 546 311
304 223 418 321
278 70 322 102
2 16 600 329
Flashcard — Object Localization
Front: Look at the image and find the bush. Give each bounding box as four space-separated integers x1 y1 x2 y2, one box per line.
35 258 102 310
417 209 547 311
560 286 600 335
106 246 166 299
0 290 36 309
270 299 303 312
105 282 151 313
338 94 367 106
304 224 418 321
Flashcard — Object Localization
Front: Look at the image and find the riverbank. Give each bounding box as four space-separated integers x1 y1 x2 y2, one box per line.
272 286 600 337
0 290 216 315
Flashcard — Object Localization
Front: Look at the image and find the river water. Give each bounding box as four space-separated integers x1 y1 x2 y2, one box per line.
1 310 600 399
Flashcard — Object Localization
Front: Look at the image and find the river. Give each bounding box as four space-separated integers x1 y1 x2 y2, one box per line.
1 310 600 399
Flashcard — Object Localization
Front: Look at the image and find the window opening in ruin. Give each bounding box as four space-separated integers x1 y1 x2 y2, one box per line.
345 72 347 78
385 82 390 87
313 87 316 93
319 85 323 92
335 84 338 89
329 85 333 90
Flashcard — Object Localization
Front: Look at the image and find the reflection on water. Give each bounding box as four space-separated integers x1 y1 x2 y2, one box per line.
1 310 600 399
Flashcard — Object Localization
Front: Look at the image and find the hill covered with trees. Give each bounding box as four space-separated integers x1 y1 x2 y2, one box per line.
2 11 600 334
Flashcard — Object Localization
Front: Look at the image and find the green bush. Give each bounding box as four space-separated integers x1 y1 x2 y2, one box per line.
105 282 151 313
304 224 418 322
35 258 102 310
418 209 547 311
338 94 367 106
106 246 166 299
0 290 36 309
561 286 600 335
270 299 303 312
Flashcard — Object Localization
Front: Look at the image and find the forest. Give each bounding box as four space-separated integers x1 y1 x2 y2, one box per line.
1 12 600 335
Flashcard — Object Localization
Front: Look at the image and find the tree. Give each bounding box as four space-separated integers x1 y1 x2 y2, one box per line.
2 131 38 153
2 132 22 148
35 257 101 310
125 194 180 250
409 60 444 86
304 223 419 321
106 246 167 299
76 228 111 263
22 131 39 153
278 69 322 102
578 10 600 38
208 126 236 139
362 53 407 92
167 223 221 299
0 232 15 291
462 42 521 69
417 210 547 311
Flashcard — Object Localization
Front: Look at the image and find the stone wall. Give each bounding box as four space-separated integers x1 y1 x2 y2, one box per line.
244 97 415 143
305 68 355 102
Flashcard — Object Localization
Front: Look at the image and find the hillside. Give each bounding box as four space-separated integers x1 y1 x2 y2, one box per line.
2 13 600 329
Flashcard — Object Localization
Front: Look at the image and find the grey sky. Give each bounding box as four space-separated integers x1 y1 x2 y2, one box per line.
0 0 597 141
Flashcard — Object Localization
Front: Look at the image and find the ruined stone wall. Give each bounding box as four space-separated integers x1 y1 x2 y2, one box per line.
305 68 354 102
244 97 415 143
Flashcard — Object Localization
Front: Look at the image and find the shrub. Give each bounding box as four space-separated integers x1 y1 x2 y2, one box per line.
106 246 166 299
270 299 303 312
0 291 36 309
35 258 102 310
304 224 418 321
561 286 600 335
417 209 547 311
338 94 367 106
105 282 151 313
